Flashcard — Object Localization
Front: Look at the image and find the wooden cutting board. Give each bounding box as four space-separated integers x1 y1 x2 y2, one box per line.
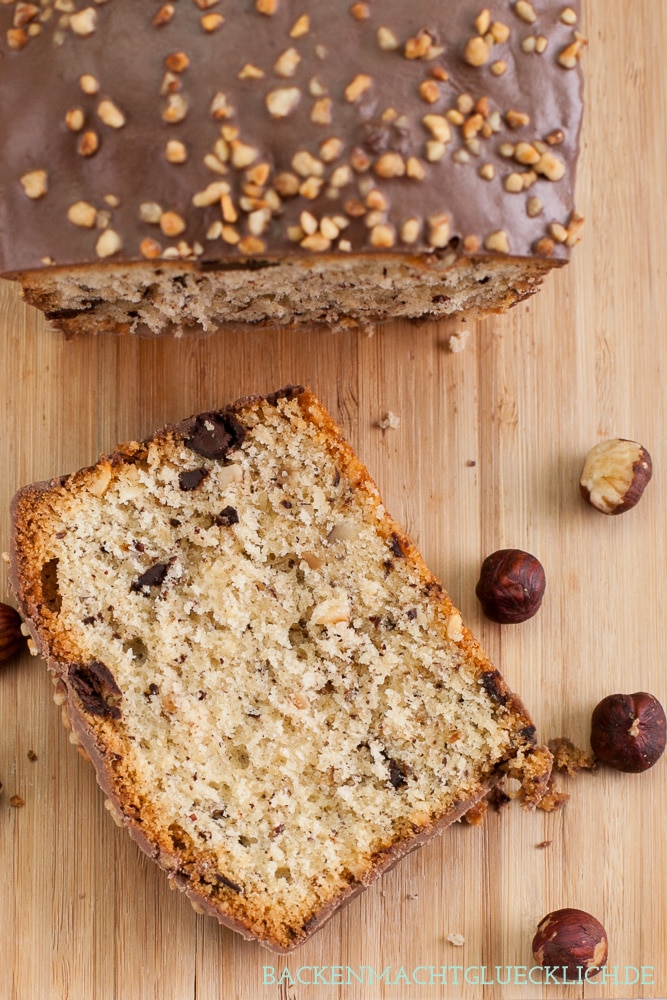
2 2 666 997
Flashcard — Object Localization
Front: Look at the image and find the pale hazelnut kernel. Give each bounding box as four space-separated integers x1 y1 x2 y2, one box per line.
290 14 309 37
300 233 331 252
311 98 332 125
370 224 395 249
422 114 451 143
463 36 490 67
514 0 537 24
65 107 85 131
266 87 301 117
163 93 189 123
526 196 543 217
427 213 450 248
19 169 48 199
255 0 277 13
400 218 421 244
165 140 187 164
67 200 97 227
200 12 224 31
490 21 510 43
344 74 372 103
238 63 265 80
484 229 510 253
139 202 163 224
69 6 97 35
79 74 100 95
535 151 566 181
374 152 406 178
418 80 441 104
490 59 507 76
274 47 301 77
140 238 162 259
97 99 125 129
160 211 187 237
320 137 344 162
377 26 399 50
95 229 122 258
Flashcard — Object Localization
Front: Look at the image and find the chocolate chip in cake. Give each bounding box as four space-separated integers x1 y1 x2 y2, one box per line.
131 563 170 593
69 660 122 718
178 467 209 491
185 412 247 459
215 505 239 527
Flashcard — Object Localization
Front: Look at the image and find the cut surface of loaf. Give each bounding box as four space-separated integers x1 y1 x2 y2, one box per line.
10 387 551 950
0 1 583 335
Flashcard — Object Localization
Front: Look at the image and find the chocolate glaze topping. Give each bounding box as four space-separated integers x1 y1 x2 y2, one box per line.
0 0 584 273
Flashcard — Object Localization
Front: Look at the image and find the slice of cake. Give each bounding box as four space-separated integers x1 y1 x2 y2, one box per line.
10 387 551 951
0 1 584 335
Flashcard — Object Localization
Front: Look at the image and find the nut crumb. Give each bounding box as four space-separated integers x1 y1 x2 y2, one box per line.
27 750 38 761
447 933 465 947
10 794 25 808
377 411 401 431
448 329 470 353
536 840 552 849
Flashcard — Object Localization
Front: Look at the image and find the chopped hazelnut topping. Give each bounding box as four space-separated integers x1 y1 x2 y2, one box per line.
344 198 366 218
514 141 540 165
418 79 441 104
153 5 174 27
521 35 536 53
549 222 568 243
370 224 395 248
231 140 259 169
274 172 300 197
490 59 507 76
506 109 530 128
475 9 491 35
201 12 224 32
299 210 318 236
290 14 310 36
221 194 238 222
526 196 543 217
238 63 265 80
490 20 510 43
535 36 548 53
514 1 537 23
463 36 490 67
97 99 125 129
69 6 97 35
220 225 240 244
462 112 484 139
406 156 426 180
95 228 122 258
292 150 324 178
338 239 352 252
320 137 344 162
558 35 586 68
77 130 99 157
238 235 267 254
165 52 190 74
299 176 324 200
463 234 481 252
300 233 331 252
163 93 189 123
159 211 187 238
423 114 451 143
484 229 510 253
350 147 372 172
365 189 388 211
344 74 372 103
209 92 234 119
504 172 525 193
319 216 340 240
404 29 434 60
67 200 97 227
350 2 369 19
139 238 162 259
428 213 450 248
274 47 301 78
377 25 399 50
478 163 495 180
425 141 446 162
19 169 48 199
400 218 421 244
165 140 187 164
560 7 577 25
310 98 333 125
565 211 585 246
7 28 29 50
65 107 85 131
535 151 566 181
79 73 100 95
255 0 278 13
374 152 406 178
139 202 163 224
535 236 555 256
266 87 301 117
203 153 228 176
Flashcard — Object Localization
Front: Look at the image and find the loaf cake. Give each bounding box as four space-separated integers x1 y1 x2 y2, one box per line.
10 386 551 951
0 1 584 336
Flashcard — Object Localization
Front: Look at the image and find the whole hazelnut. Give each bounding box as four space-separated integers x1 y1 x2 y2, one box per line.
0 602 25 663
532 908 608 979
590 692 666 772
580 438 652 514
475 548 545 623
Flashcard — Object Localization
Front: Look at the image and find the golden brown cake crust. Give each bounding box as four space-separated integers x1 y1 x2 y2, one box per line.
10 387 550 951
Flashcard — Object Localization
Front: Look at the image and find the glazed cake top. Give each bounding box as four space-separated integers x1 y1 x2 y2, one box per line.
0 0 584 272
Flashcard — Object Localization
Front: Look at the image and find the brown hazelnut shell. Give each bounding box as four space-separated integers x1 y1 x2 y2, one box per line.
475 548 545 624
590 692 666 772
532 907 608 979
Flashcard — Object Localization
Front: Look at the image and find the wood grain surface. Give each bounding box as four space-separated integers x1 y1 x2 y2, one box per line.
2 2 667 998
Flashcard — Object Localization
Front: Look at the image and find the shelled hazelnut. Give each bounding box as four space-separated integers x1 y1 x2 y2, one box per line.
532 908 608 979
580 438 652 514
475 548 545 623
590 692 666 772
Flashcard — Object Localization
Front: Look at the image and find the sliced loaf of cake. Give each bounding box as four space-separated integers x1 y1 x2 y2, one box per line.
10 386 550 951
